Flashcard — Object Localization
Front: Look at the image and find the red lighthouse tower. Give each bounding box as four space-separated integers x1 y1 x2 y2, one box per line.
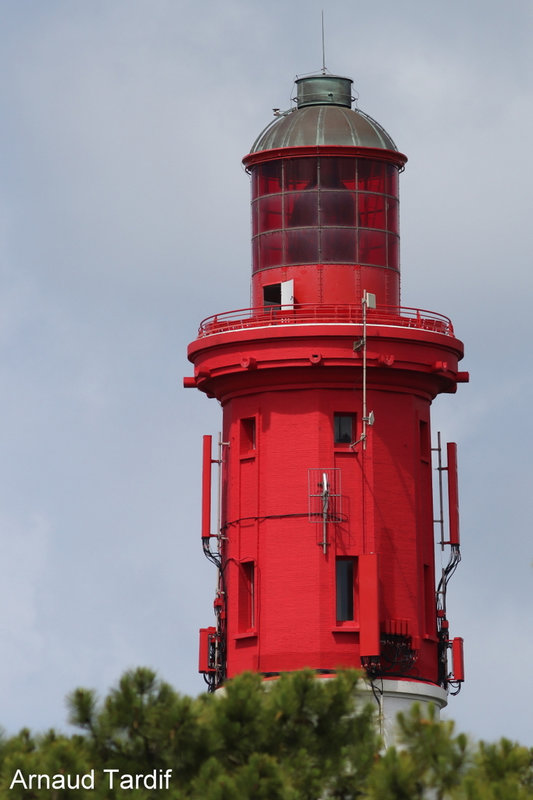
187 72 467 732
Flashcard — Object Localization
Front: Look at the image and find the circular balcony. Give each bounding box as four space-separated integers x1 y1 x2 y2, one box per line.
197 304 454 338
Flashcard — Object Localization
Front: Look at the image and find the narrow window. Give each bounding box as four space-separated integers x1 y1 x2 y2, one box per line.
240 417 256 454
336 558 355 621
419 419 430 462
239 561 255 630
334 413 355 444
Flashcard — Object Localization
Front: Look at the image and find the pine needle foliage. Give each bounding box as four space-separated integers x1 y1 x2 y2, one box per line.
0 667 532 799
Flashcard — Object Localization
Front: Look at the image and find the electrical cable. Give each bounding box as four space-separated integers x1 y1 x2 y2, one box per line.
220 510 347 531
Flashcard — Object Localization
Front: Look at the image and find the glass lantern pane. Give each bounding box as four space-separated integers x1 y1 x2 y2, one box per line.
258 195 283 233
387 233 400 270
285 191 319 228
320 191 356 226
357 160 385 192
256 162 282 196
320 157 356 190
252 168 260 197
252 236 259 272
284 158 317 191
258 231 283 268
251 201 259 237
358 193 387 229
286 229 319 264
386 197 399 233
358 229 387 266
321 229 356 263
385 164 399 197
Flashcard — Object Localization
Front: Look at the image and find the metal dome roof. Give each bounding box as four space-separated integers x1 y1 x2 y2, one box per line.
249 74 399 154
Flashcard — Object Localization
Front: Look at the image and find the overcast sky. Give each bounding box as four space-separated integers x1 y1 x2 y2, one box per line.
0 0 532 746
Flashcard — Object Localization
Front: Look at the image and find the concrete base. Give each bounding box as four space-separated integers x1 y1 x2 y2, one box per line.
360 679 448 748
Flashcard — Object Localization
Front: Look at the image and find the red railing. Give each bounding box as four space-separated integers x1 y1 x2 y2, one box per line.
197 304 454 337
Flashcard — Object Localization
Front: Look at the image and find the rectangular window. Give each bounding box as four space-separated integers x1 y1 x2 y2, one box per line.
240 417 256 455
419 419 430 462
239 561 255 630
334 413 355 445
336 558 356 621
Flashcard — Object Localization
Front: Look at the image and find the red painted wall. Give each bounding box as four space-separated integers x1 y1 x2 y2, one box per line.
218 378 435 681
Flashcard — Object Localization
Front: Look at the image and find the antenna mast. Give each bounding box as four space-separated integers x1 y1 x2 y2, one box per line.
321 11 326 73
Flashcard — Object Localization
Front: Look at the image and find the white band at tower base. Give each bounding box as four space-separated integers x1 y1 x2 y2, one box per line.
360 679 448 748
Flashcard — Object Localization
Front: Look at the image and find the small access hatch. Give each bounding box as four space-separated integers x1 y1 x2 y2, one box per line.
263 279 294 309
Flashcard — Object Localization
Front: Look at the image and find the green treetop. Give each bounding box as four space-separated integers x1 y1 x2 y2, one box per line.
0 667 531 799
